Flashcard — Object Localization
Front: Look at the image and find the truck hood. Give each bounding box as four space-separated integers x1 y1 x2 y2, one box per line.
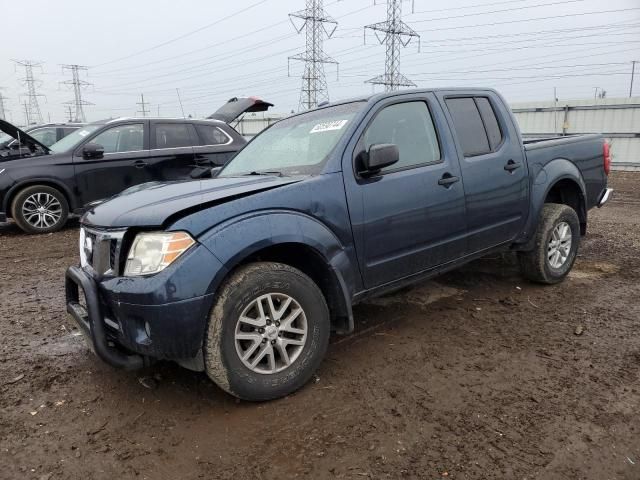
0 119 51 153
82 175 304 228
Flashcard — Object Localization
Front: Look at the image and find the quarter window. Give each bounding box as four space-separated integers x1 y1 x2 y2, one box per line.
196 124 231 145
362 101 441 173
475 97 503 151
92 124 144 153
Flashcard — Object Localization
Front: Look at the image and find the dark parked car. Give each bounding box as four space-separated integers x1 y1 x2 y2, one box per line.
65 88 612 401
0 97 273 233
0 122 85 150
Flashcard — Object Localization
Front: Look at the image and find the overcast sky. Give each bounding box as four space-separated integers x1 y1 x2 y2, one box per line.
0 0 638 124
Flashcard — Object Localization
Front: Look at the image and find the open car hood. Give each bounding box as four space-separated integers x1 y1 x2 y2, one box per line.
207 97 274 124
0 119 51 153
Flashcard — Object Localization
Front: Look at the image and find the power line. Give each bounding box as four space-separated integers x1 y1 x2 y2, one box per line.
288 0 339 110
60 64 93 123
365 0 420 91
92 0 270 68
413 6 640 32
13 60 45 125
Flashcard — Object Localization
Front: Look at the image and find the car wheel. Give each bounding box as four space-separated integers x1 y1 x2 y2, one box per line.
11 185 69 234
518 203 580 284
204 262 330 401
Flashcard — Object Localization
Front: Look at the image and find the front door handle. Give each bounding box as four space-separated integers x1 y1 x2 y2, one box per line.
438 173 460 187
504 160 522 172
133 160 148 169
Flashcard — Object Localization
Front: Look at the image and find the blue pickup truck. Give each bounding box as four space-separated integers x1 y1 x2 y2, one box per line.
65 88 612 401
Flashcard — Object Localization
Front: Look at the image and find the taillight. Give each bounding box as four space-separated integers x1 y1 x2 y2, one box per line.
603 141 611 176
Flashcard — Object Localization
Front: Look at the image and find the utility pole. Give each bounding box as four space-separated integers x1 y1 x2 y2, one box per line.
365 0 420 92
60 64 92 122
136 93 150 117
630 60 638 98
288 0 338 110
13 60 45 125
553 87 558 136
0 89 7 120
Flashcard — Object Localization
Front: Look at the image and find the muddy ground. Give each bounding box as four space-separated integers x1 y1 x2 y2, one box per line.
0 172 639 480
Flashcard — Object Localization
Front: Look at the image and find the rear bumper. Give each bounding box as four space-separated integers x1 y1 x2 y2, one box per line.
597 188 613 208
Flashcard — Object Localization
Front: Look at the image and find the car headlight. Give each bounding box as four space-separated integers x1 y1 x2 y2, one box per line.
124 231 195 276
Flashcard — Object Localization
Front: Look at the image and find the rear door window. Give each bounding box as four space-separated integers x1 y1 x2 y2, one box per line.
154 123 193 149
445 97 490 157
195 124 231 145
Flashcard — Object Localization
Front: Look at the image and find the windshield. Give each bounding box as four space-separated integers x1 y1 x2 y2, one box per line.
219 102 364 177
49 125 102 153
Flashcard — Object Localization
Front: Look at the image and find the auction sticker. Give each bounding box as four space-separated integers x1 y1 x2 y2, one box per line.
310 119 349 133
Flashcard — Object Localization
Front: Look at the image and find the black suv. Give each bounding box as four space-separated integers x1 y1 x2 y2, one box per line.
0 97 273 234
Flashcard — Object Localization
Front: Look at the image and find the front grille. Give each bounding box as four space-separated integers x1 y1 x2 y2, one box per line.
80 227 126 277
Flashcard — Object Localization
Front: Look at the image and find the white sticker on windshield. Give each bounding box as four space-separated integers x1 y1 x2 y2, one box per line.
310 119 348 133
77 130 90 137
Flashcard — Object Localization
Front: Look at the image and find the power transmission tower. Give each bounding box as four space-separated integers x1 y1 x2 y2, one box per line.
631 60 638 98
288 0 338 110
136 94 150 117
65 105 74 122
364 0 420 91
13 60 45 125
22 101 30 126
60 64 92 122
0 89 8 120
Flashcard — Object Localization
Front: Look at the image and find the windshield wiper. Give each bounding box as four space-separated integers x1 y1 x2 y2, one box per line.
245 170 284 177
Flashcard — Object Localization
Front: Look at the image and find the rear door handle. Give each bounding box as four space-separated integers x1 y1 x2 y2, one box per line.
504 160 521 172
133 160 148 169
438 173 460 187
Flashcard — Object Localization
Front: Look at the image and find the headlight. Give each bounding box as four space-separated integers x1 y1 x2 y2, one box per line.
124 231 195 276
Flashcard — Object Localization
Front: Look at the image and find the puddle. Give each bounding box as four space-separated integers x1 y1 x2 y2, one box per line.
569 261 619 279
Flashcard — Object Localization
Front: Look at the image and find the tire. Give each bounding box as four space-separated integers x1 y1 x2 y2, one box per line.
11 185 69 234
204 262 330 401
518 203 581 284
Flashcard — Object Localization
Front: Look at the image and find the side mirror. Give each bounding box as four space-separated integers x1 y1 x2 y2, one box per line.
360 143 399 175
210 166 222 178
82 143 104 160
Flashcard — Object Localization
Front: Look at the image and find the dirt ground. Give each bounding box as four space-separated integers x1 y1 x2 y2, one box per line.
0 172 638 480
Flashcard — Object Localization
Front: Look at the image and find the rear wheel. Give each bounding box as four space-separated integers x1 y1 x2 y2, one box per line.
204 262 330 401
518 203 580 284
11 185 69 234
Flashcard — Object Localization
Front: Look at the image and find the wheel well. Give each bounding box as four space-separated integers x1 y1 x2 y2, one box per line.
234 243 351 334
5 181 72 219
545 179 586 234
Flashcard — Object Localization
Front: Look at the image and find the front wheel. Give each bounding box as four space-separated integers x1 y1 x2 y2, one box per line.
11 185 69 234
518 203 581 284
204 262 330 401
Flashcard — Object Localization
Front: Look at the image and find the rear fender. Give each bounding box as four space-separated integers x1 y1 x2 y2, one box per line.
519 158 586 247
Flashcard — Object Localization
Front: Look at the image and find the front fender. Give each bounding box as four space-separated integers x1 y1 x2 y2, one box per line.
198 210 358 329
